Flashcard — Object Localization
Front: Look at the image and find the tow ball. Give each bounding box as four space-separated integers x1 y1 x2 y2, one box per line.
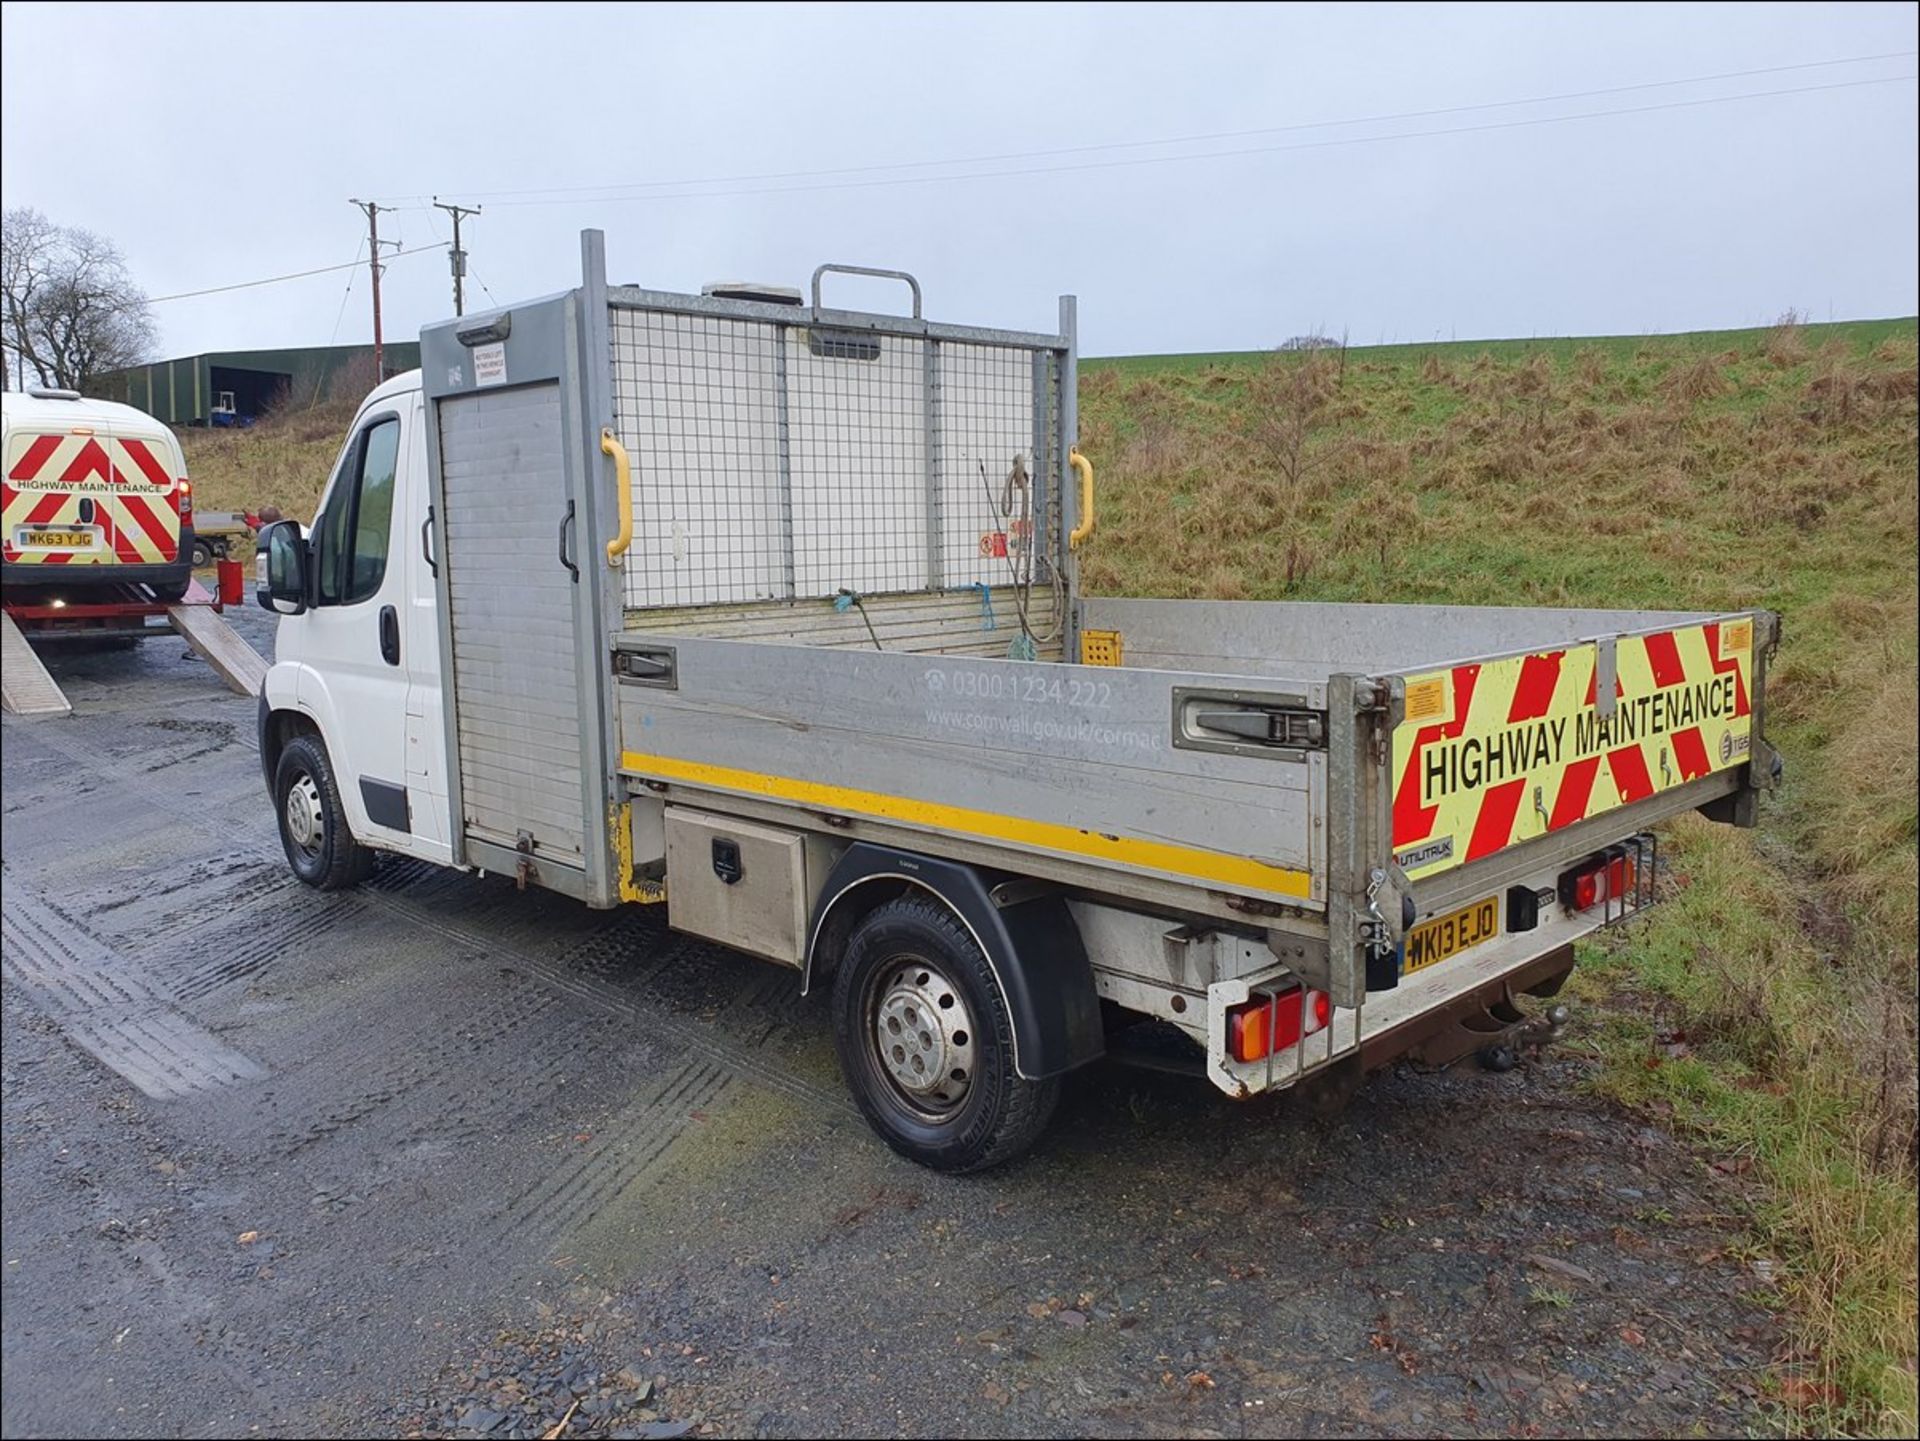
1478 1003 1572 1072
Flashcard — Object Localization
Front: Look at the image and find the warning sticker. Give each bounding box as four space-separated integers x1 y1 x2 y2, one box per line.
1404 675 1450 725
473 342 507 387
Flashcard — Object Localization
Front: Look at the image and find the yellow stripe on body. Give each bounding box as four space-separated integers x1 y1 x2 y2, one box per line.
621 749 1313 899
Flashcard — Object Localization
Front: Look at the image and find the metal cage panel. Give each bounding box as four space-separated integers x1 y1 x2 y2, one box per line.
936 342 1049 593
611 310 786 609
607 290 1067 615
788 329 928 597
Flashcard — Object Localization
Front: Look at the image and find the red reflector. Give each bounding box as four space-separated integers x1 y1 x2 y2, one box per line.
1226 986 1329 1063
1559 848 1639 911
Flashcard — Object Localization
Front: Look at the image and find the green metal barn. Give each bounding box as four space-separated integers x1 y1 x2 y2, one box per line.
89 343 423 427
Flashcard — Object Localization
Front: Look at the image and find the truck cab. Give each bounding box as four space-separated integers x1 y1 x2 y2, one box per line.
256 370 451 880
2 387 195 600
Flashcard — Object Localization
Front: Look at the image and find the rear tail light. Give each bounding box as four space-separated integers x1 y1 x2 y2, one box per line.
1226 984 1331 1063
1558 847 1638 912
177 477 193 522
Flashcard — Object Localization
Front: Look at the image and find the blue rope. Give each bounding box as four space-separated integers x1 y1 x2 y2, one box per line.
968 582 996 631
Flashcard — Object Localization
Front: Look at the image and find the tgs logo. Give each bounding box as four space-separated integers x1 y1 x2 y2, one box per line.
1720 731 1751 763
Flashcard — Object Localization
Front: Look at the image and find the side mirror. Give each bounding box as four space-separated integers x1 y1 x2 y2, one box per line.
257 519 309 615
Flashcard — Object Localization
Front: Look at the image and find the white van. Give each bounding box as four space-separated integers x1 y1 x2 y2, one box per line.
1 387 196 599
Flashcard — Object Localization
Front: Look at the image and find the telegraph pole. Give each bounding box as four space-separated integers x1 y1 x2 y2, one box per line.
432 197 482 316
348 198 395 377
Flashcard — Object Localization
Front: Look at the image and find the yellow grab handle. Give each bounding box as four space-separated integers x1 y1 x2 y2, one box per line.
601 428 633 566
1068 447 1095 549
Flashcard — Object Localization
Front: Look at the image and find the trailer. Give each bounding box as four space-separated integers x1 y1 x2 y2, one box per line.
188 510 264 568
252 232 1781 1170
1 573 267 715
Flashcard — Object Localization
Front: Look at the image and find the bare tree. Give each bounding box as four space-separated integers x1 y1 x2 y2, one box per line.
2 208 155 390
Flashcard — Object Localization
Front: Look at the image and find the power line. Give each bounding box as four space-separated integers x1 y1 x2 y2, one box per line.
377 49 1916 208
473 72 1915 209
326 237 365 346
147 243 442 305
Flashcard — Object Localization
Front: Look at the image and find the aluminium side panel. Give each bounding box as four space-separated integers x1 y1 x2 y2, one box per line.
615 634 1324 908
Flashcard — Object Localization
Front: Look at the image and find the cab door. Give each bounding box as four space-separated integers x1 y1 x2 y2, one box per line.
298 406 416 849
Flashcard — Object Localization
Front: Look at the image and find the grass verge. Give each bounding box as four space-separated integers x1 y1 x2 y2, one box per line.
1079 316 1917 1434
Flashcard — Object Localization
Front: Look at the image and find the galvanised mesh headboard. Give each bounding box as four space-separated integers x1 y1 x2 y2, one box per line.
607 269 1071 612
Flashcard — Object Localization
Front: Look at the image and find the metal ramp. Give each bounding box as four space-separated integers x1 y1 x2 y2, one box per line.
3 577 266 714
167 600 266 697
1 610 73 716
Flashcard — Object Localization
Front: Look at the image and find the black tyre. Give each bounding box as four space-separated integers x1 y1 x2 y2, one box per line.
273 734 374 890
189 539 214 568
831 895 1058 1172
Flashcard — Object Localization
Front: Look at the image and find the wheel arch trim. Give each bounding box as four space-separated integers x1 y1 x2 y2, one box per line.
804 842 1104 1081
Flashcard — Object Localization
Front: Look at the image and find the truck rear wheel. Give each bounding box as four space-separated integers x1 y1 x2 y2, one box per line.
274 734 374 890
189 540 213 568
831 895 1058 1172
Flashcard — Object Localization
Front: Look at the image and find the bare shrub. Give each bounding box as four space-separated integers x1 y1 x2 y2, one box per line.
1765 308 1810 368
1279 535 1314 591
326 351 381 405
1242 350 1336 488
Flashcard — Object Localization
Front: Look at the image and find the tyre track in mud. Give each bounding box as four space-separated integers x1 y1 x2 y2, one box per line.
23 717 855 1126
1 883 266 1099
491 1058 736 1248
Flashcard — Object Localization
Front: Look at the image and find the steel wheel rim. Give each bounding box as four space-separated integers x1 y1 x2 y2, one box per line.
285 772 324 855
868 956 977 1117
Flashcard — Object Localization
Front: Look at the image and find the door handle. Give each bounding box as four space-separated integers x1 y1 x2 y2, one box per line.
557 500 579 582
420 504 437 577
379 605 400 666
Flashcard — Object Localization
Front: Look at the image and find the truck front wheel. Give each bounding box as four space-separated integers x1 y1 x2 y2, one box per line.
831 895 1058 1172
274 734 374 890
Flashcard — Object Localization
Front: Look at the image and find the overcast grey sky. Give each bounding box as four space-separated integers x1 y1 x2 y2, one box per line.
2 1 1914 359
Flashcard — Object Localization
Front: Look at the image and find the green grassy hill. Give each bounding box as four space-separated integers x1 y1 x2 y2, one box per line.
1079 316 1918 1434
184 316 1918 1430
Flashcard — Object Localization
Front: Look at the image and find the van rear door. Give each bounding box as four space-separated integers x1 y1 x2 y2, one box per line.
100 417 184 566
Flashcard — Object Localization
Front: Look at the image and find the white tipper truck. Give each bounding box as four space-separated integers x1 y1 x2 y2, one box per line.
254 233 1781 1170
